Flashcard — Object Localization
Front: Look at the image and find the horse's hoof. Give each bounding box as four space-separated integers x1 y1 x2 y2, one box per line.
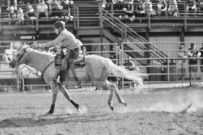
76 105 80 111
109 106 114 111
76 107 80 112
48 111 54 115
123 102 127 106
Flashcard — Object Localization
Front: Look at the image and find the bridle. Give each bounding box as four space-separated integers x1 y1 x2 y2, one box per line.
14 47 54 79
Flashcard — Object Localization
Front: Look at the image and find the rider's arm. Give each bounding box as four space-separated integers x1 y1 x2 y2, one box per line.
43 34 66 48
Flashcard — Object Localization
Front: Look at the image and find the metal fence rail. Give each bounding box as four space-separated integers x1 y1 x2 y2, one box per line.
0 41 202 91
0 41 118 91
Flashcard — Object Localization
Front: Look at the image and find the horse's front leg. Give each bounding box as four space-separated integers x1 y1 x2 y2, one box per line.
48 93 57 114
47 81 59 114
59 84 80 111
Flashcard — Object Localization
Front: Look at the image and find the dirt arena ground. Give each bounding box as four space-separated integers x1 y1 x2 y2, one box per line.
0 86 203 135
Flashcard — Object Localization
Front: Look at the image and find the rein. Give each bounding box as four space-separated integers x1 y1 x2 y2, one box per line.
19 65 40 77
17 47 55 79
40 61 54 78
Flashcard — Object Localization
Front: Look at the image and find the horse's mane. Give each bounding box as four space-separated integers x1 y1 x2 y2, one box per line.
29 48 55 58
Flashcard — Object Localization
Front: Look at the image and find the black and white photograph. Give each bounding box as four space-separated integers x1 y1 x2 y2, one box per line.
0 0 203 134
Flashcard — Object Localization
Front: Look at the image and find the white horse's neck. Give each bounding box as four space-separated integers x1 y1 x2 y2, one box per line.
26 49 54 73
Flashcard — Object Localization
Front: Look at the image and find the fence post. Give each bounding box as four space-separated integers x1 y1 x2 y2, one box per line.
36 12 39 32
184 3 187 30
0 7 1 32
99 6 103 29
76 6 79 28
167 57 170 81
148 11 151 29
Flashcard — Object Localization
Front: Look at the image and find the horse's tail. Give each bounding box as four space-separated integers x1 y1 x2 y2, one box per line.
105 58 148 86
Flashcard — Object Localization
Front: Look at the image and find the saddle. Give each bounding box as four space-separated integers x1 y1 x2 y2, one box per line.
73 55 85 67
59 55 86 85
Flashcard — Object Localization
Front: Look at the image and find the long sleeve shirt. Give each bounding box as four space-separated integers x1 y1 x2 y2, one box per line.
44 29 82 50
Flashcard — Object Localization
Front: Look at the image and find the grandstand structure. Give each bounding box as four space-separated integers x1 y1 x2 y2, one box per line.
1 0 203 89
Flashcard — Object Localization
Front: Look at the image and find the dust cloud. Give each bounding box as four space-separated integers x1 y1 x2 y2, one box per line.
116 90 203 114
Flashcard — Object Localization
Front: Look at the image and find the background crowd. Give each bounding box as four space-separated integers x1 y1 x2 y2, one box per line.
2 0 74 25
101 0 203 22
2 0 203 24
177 42 203 86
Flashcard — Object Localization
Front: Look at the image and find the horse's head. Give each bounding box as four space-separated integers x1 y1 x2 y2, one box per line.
9 45 31 68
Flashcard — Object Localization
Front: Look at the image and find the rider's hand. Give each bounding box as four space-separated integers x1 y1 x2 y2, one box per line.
34 43 45 49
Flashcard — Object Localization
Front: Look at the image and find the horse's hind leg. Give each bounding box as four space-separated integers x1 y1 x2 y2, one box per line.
103 80 127 110
102 80 114 110
114 84 127 106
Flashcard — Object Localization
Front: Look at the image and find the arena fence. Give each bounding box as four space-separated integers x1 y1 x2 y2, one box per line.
0 41 118 91
121 42 203 89
0 41 202 91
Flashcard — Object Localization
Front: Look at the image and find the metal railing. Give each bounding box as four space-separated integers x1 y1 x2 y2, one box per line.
101 8 168 64
0 41 119 91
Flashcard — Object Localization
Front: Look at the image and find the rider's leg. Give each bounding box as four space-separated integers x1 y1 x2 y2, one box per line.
61 48 80 84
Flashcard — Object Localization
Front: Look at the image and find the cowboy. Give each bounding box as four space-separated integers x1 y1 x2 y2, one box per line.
35 21 82 83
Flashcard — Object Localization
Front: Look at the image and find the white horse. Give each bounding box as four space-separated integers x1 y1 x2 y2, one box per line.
9 45 147 114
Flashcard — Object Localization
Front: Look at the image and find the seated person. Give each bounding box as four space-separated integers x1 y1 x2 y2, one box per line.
134 0 145 17
61 0 74 6
61 1 74 22
186 0 197 15
17 8 24 25
8 5 17 19
157 0 167 16
119 1 135 22
168 0 179 17
101 0 115 10
50 2 63 19
37 0 48 19
26 5 37 24
114 0 124 10
143 0 156 16
7 0 17 11
198 0 203 11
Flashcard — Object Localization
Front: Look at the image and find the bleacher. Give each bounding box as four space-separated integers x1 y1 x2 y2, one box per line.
0 0 203 38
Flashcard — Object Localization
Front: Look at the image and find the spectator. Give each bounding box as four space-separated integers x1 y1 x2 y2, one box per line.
123 56 139 88
157 0 167 16
37 0 48 19
134 0 145 18
9 5 17 20
17 8 24 25
81 46 89 56
1 49 15 92
188 43 201 85
7 0 17 11
168 0 179 17
26 5 37 24
120 0 135 22
199 43 203 84
102 0 115 10
114 0 124 10
50 1 63 19
62 1 73 22
198 0 203 12
61 0 74 6
2 49 12 62
185 0 197 16
143 0 156 16
177 44 188 81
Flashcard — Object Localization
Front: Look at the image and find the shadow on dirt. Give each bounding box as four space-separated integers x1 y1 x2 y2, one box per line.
0 113 113 128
